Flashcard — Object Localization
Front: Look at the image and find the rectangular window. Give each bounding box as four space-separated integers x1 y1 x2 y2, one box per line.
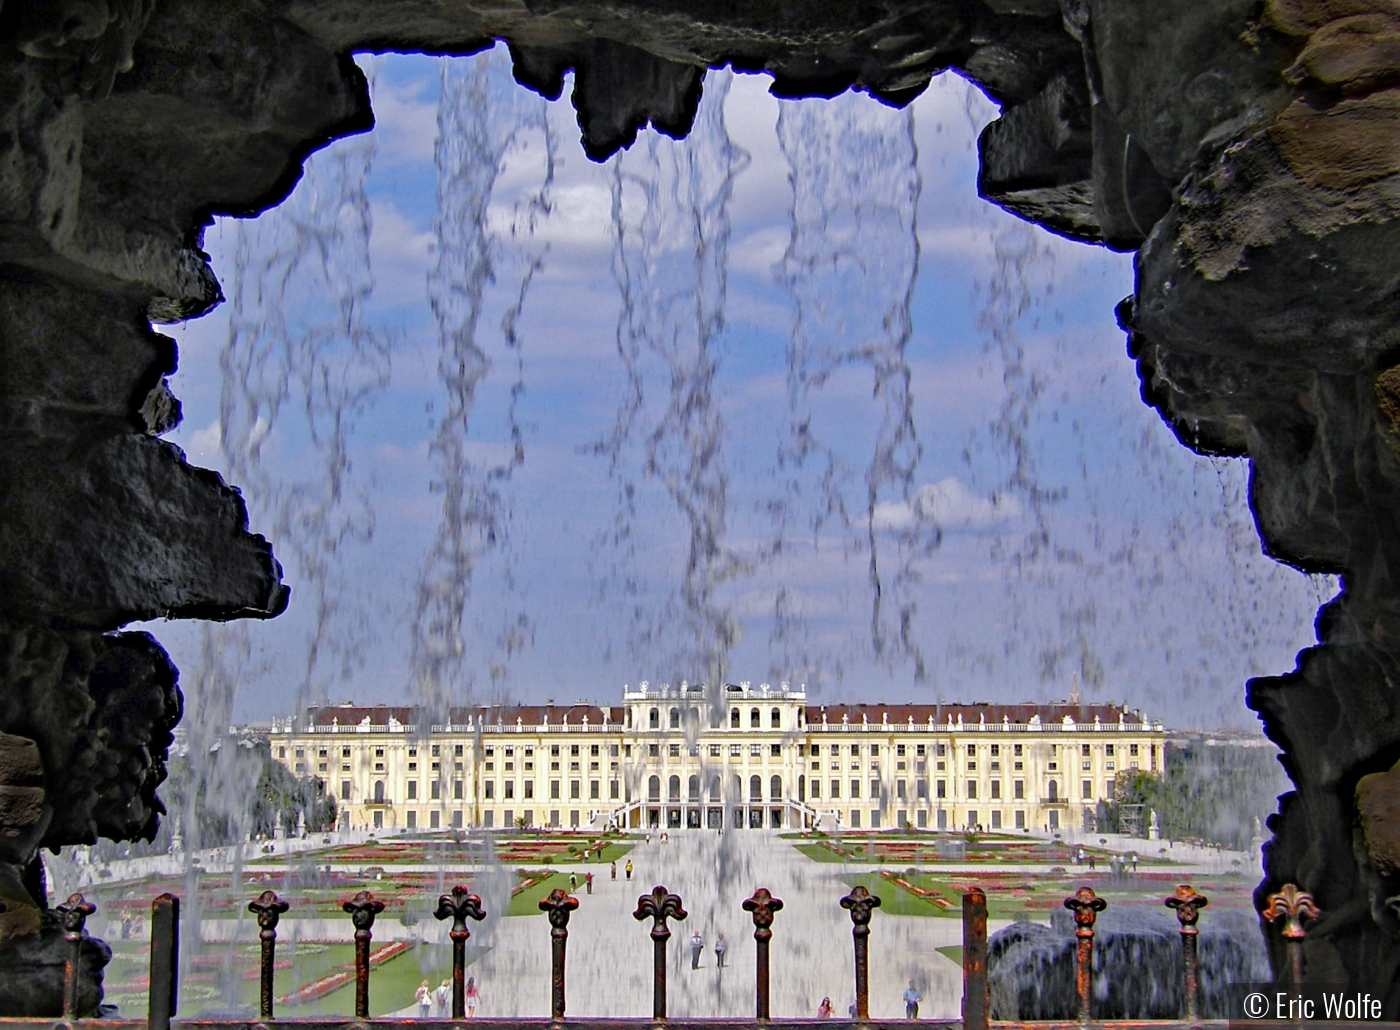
1015 809 1025 828
710 745 721 757
570 744 580 756
431 780 440 800
610 781 619 799
917 809 927 828
936 780 946 799
431 745 440 757
454 780 464 800
1083 780 1093 799
570 780 580 799
870 744 879 757
1049 809 1060 830
968 780 978 799
406 810 417 829
1013 744 1023 756
523 810 533 826
570 810 580 827
750 744 762 757
811 780 821 799
454 744 464 757
830 779 840 799
871 809 882 828
550 781 560 799
343 747 351 758
771 744 781 757
1082 744 1091 756
936 743 946 757
991 781 1001 799
610 744 619 757
896 779 906 800
504 782 514 799
590 781 600 800
483 782 494 800
1130 743 1139 756
505 809 514 826
850 810 861 828
649 744 660 757
430 810 440 829
896 744 906 756
590 744 599 756
1014 780 1024 799
968 810 979 828
669 744 680 757
481 811 491 828
851 779 861 799
407 781 418 800
523 781 533 799
915 779 926 799
452 810 463 828
916 744 925 756
937 809 947 829
991 810 1002 829
1106 743 1115 756
340 781 350 801
870 779 879 799
990 744 1000 756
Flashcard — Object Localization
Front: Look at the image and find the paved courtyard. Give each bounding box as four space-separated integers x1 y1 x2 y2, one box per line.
454 830 981 1020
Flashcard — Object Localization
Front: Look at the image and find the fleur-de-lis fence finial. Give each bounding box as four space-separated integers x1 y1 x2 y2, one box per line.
57 893 96 1019
539 888 579 1021
743 888 784 1020
840 885 882 1020
1165 885 1208 1022
1264 884 1319 987
1064 887 1107 1025
343 890 385 1018
634 885 687 1019
436 886 486 1018
249 890 290 1019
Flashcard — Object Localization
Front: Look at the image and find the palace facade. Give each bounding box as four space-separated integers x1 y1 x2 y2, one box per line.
260 682 1165 835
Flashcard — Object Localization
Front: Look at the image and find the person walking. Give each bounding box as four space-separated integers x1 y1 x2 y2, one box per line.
714 932 726 968
611 860 617 880
569 872 578 891
690 928 705 969
903 980 922 1019
585 871 594 894
625 859 633 881
465 977 479 1017
416 980 432 1019
433 979 449 1017
817 998 833 1018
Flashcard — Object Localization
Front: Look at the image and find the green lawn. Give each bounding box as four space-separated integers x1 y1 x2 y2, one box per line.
936 945 962 966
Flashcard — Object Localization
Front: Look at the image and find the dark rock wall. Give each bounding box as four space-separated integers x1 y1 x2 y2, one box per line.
0 0 1395 1008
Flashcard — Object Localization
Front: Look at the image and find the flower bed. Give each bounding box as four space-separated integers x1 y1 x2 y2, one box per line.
277 941 411 1007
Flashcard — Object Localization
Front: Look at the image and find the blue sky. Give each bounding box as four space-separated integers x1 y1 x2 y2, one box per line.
140 50 1334 729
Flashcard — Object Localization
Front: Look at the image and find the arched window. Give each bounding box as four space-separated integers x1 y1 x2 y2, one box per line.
732 775 742 801
626 708 633 728
750 708 760 728
670 707 681 728
771 707 781 728
1048 780 1059 801
688 775 701 801
770 775 782 800
648 775 661 801
749 775 762 801
373 780 385 803
649 707 659 729
688 706 699 725
709 778 721 803
798 775 806 802
668 775 681 801
731 708 740 728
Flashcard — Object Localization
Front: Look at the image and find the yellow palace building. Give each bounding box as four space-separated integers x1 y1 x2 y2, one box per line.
261 682 1164 835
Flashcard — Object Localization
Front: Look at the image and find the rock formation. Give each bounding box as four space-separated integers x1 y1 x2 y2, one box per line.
0 0 1396 1007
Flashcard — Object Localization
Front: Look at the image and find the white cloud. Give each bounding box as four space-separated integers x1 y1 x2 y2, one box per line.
871 477 1021 531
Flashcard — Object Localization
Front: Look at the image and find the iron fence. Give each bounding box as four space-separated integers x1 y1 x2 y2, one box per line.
5 878 1338 1030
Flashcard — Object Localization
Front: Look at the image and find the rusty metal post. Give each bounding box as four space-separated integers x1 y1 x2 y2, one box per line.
539 888 578 1021
962 889 988 1030
840 885 882 1021
743 888 783 1021
1166 885 1208 1023
147 894 179 1030
1064 887 1106 1026
343 890 385 1019
634 885 687 1020
1263 884 1319 988
436 885 486 1019
56 892 96 1020
249 890 289 1020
